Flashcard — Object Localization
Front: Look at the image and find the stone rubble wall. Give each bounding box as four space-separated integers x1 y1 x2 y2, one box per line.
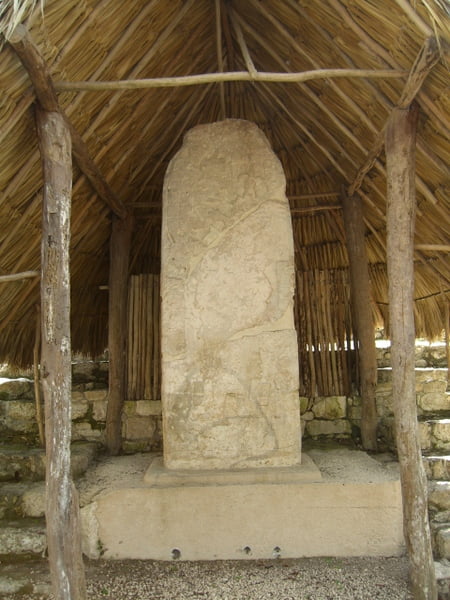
0 343 447 451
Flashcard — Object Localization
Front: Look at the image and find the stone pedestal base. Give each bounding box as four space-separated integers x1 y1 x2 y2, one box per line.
81 450 404 561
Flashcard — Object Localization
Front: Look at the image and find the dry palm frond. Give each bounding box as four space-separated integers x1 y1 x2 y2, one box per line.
0 0 44 41
421 0 450 41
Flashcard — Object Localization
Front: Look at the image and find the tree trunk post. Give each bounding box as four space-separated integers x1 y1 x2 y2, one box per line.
105 213 133 455
386 104 437 600
342 192 378 450
36 107 86 600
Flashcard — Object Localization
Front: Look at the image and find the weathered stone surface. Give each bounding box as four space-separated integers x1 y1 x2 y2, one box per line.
299 397 310 414
418 421 431 450
429 482 450 511
72 399 89 420
311 396 346 420
92 399 108 421
0 448 45 482
436 527 450 559
161 120 301 470
0 399 36 432
72 421 103 441
418 392 449 412
0 521 46 555
84 389 108 402
432 419 450 450
135 400 162 416
122 415 155 441
305 419 351 438
21 484 45 518
424 455 450 481
0 379 33 400
423 379 448 394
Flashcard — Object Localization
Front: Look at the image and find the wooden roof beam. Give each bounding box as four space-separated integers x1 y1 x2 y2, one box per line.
229 8 257 76
348 36 441 198
8 25 128 220
0 271 39 283
55 67 405 92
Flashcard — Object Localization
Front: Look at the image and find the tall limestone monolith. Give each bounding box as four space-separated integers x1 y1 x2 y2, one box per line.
161 119 301 470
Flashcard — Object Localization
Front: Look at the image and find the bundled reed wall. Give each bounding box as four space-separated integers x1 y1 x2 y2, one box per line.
126 269 359 401
127 274 160 401
295 268 358 397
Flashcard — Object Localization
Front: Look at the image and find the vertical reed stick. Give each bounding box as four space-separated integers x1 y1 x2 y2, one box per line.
154 275 161 400
145 275 153 400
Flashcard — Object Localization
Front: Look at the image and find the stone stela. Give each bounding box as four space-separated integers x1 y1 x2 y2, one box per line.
81 120 404 562
160 119 302 471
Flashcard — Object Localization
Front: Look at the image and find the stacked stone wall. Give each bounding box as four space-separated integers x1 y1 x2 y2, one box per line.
0 343 447 450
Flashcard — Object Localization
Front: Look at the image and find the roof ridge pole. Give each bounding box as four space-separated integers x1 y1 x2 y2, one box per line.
36 105 87 600
348 37 440 198
8 24 128 220
342 191 378 451
386 103 437 600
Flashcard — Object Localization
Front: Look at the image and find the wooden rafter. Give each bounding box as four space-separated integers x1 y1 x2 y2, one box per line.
9 25 128 220
0 270 39 283
348 36 441 197
230 8 257 76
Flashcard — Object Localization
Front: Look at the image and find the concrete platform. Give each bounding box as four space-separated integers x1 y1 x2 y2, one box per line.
80 449 404 561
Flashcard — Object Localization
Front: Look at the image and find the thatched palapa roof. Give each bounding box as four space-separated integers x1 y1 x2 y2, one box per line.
0 0 448 368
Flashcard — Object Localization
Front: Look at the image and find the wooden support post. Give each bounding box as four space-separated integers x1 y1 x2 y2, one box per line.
36 107 86 600
105 213 133 455
386 105 437 600
444 299 450 384
33 305 45 447
342 193 378 450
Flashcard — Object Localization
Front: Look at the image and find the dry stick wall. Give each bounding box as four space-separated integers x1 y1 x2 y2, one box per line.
127 270 358 402
127 274 160 401
295 268 358 397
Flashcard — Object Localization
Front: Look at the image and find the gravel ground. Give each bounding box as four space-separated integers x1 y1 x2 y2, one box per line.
1 555 414 599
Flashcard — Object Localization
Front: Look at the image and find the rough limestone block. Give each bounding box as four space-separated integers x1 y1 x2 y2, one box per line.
2 400 36 431
436 528 450 559
0 524 46 555
423 379 448 394
432 420 450 450
123 416 155 441
72 422 103 441
299 397 310 414
92 399 108 421
22 484 45 518
305 419 351 438
418 392 449 412
84 389 108 403
418 421 431 450
0 379 33 400
136 400 162 416
311 396 346 420
161 119 301 470
429 482 450 511
72 399 88 420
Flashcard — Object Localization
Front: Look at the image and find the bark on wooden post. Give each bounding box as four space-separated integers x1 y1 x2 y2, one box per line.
342 193 378 450
386 104 437 600
36 107 86 600
105 213 133 455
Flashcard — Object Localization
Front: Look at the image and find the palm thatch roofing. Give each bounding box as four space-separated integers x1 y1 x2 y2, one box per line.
0 0 448 368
